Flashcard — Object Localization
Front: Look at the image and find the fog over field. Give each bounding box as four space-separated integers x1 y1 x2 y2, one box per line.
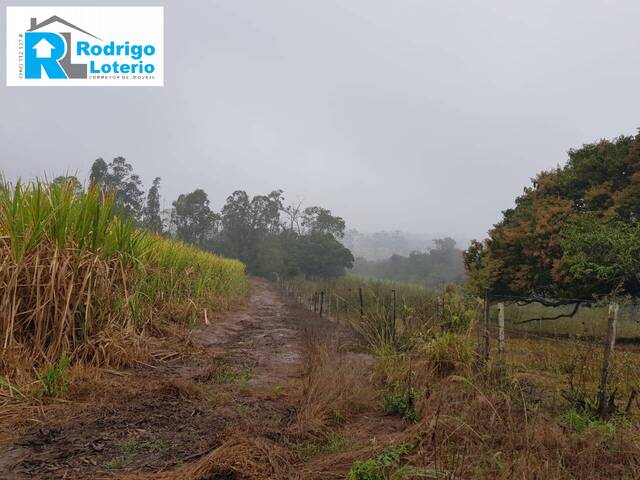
2 0 640 241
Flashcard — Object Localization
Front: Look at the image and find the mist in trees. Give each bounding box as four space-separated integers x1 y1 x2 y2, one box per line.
212 190 353 277
86 157 353 278
351 237 466 287
342 229 439 261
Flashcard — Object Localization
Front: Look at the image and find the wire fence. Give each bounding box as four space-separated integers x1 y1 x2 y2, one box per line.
276 277 640 417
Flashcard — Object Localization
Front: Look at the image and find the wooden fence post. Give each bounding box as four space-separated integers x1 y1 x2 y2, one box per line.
482 291 490 365
319 291 324 317
391 289 397 342
498 302 505 360
597 302 619 418
336 295 340 323
313 292 318 313
359 287 364 319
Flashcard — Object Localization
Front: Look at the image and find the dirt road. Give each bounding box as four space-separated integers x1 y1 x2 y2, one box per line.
0 278 397 479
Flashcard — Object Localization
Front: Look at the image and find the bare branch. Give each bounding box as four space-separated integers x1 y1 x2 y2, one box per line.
513 302 581 324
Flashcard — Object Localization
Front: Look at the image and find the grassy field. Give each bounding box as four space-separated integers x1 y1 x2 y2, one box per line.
282 275 640 479
0 179 248 392
501 302 640 339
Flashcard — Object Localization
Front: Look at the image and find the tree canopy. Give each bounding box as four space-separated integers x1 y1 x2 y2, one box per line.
215 192 353 277
465 133 640 299
172 189 220 247
90 157 144 222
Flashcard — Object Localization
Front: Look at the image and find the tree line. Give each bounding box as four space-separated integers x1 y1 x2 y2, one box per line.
55 157 354 278
351 237 466 287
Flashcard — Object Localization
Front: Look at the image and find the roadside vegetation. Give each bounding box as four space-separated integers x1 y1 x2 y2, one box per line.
285 130 640 478
282 273 640 479
0 179 248 395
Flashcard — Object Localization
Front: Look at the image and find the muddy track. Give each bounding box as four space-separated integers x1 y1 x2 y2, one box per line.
0 279 339 479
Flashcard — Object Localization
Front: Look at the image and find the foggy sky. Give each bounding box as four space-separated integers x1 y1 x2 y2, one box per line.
2 0 640 244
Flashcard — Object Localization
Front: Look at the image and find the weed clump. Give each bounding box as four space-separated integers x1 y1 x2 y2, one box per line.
35 353 70 398
383 390 419 423
420 332 473 376
559 407 616 436
347 444 411 480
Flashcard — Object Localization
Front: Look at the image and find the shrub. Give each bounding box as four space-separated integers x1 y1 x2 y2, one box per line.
421 332 473 376
348 458 383 480
347 444 411 480
442 286 478 333
560 407 616 436
383 390 419 423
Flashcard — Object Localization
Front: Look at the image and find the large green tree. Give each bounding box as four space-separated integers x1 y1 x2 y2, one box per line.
292 232 354 278
302 206 346 238
465 133 640 299
218 190 283 268
89 157 144 222
52 175 83 196
171 189 219 247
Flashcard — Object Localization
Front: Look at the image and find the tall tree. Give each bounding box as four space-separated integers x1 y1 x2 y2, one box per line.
52 175 83 196
219 190 283 268
89 157 144 222
143 177 163 233
89 158 108 187
171 189 219 246
302 206 346 238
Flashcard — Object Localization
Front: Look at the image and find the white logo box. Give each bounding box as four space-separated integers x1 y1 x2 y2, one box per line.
6 6 164 86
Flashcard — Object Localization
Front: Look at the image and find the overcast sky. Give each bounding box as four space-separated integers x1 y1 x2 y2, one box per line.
2 0 640 243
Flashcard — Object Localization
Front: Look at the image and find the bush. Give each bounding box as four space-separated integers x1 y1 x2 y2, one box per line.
347 445 411 480
383 390 419 423
420 332 473 376
559 407 615 437
347 458 383 480
442 286 478 333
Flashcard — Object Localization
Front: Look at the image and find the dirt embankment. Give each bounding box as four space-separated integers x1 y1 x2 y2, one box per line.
0 278 400 480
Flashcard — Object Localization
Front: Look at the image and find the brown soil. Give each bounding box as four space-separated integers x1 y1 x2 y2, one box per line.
0 278 401 480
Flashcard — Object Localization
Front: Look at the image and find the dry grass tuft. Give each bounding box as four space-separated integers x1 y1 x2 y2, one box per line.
121 434 291 480
187 436 291 480
74 328 150 368
289 328 376 439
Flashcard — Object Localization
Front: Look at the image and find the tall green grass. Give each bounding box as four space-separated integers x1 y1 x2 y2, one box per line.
0 179 248 374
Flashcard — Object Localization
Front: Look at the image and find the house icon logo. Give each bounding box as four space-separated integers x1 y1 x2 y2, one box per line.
6 6 164 87
25 15 101 79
